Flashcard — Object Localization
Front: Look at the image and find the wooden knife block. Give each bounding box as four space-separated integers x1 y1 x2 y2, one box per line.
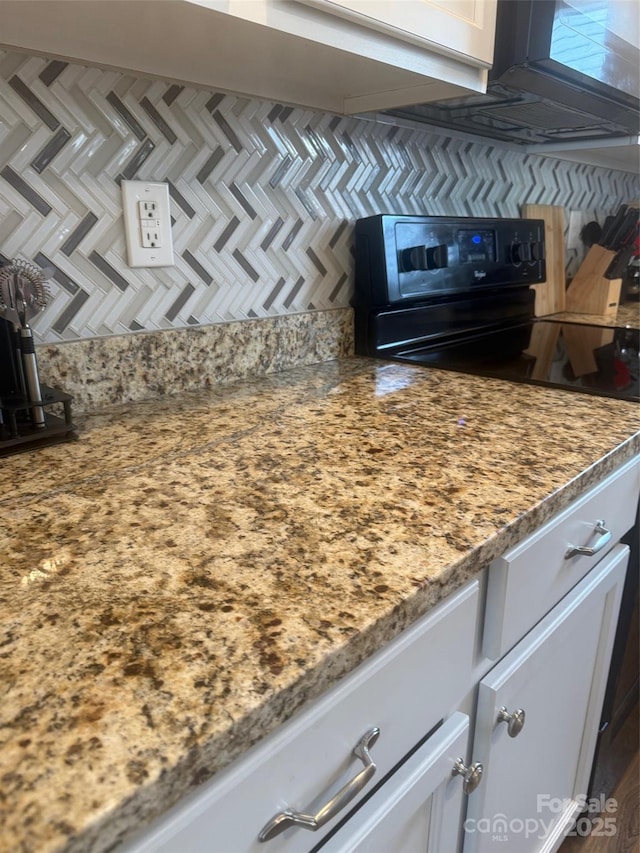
565 245 622 317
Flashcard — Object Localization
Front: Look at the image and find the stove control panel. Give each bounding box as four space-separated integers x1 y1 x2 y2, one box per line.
354 214 546 306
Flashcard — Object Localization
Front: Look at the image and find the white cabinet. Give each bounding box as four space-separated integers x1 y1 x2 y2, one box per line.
464 545 628 853
298 0 497 65
0 0 494 114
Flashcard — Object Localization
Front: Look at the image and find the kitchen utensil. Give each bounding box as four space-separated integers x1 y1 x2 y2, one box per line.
605 210 639 280
0 260 51 429
580 221 602 247
0 259 50 320
600 205 628 249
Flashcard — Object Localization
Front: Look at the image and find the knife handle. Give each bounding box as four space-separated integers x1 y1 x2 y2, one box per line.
19 328 46 428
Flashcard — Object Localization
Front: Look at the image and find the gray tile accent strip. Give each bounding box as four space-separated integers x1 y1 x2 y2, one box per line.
295 187 318 220
267 105 282 123
182 250 213 285
278 107 293 122
1 166 52 216
269 155 292 189
121 138 155 180
165 283 195 321
329 220 348 249
306 247 327 276
140 96 178 144
196 147 224 184
213 216 239 252
212 110 242 153
305 125 328 161
283 276 304 309
129 319 145 331
61 212 99 256
163 85 183 106
229 182 257 220
282 218 303 251
232 248 259 282
341 131 361 164
52 289 90 333
9 76 60 130
167 180 196 219
263 276 286 310
329 273 348 301
206 93 224 113
34 253 79 294
260 217 284 251
31 127 72 173
106 92 147 141
88 251 130 291
39 60 68 86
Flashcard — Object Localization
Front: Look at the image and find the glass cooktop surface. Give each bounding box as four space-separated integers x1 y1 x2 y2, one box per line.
396 320 640 402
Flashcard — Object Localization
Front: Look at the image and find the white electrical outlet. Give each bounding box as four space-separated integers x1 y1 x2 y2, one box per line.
122 180 174 267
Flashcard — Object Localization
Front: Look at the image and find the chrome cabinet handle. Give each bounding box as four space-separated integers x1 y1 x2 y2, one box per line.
565 520 612 559
258 727 380 842
497 706 526 738
452 758 483 795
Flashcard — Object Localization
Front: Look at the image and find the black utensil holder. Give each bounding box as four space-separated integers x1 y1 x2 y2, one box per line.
0 385 77 456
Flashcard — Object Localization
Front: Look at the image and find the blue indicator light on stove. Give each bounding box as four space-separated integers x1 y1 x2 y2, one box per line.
472 235 482 244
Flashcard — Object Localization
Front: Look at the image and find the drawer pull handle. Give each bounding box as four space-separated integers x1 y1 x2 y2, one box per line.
258 726 380 842
565 520 612 560
452 758 483 795
497 706 526 738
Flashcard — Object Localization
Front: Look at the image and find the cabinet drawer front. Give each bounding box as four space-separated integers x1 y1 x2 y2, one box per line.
484 455 640 660
125 580 479 853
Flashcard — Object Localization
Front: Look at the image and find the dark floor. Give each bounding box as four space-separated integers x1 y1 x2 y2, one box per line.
560 707 639 853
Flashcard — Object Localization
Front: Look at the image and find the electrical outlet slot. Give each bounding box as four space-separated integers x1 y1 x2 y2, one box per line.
141 228 161 248
139 200 159 219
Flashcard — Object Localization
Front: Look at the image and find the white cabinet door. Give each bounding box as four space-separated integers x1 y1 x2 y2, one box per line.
464 545 628 853
298 0 497 64
318 711 475 853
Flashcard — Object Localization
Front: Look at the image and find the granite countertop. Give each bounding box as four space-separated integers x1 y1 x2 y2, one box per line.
2 358 639 853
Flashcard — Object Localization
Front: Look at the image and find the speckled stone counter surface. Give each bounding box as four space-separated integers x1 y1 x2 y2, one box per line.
36 307 354 415
2 358 639 853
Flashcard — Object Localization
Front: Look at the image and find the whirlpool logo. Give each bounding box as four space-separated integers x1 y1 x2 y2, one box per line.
473 270 487 280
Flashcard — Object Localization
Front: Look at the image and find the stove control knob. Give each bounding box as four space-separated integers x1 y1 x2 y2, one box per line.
510 242 532 264
401 243 448 272
530 241 544 261
427 243 448 270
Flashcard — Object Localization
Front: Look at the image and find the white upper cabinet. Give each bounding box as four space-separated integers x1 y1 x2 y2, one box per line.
0 0 496 114
297 0 497 64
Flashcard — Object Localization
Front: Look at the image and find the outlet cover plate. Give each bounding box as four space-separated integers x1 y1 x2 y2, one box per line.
122 180 174 267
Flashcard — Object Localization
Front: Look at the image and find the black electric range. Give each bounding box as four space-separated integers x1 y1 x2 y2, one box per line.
354 215 639 403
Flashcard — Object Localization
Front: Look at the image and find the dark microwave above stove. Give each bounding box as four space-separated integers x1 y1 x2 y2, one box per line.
354 215 639 403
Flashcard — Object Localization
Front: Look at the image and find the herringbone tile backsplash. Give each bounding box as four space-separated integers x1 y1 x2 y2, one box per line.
1 48 637 343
